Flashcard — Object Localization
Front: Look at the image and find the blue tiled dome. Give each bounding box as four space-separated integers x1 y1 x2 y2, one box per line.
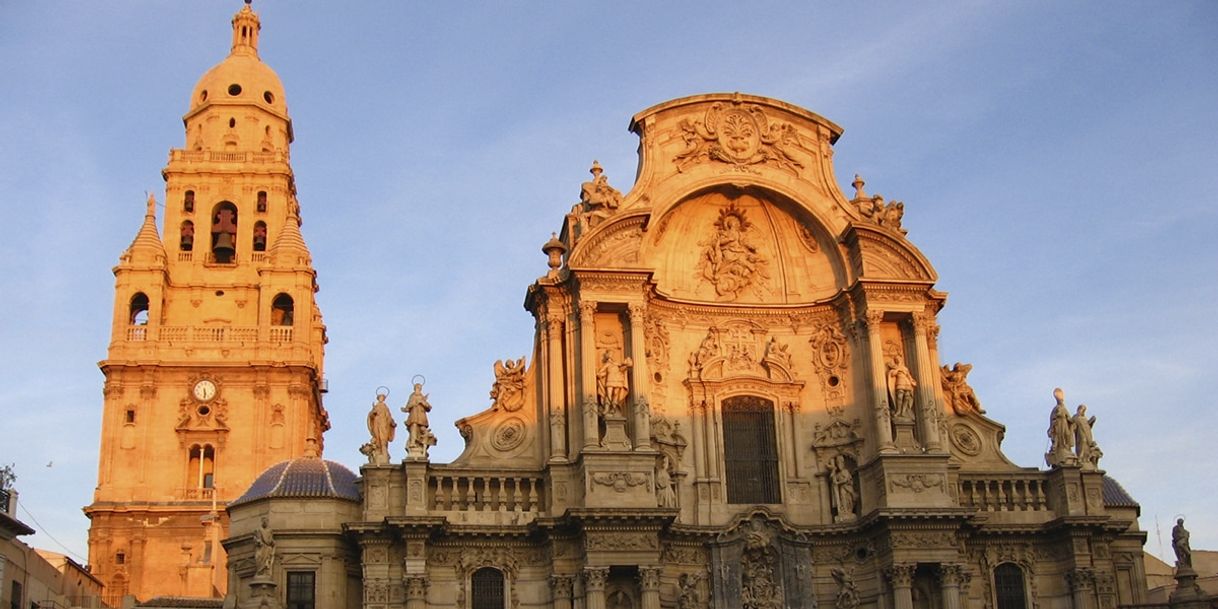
230 457 360 507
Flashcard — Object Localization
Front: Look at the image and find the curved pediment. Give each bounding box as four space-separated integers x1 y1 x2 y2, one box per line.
845 224 937 282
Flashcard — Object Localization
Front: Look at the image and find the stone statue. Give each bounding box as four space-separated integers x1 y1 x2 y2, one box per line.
677 573 702 609
364 391 396 465
879 200 907 234
828 455 857 522
574 160 622 229
254 516 275 578
831 566 860 609
489 357 527 412
885 357 917 421
940 362 985 415
1046 388 1075 467
596 351 632 417
402 382 436 459
700 205 766 300
1173 518 1192 568
762 336 792 370
1072 404 1102 469
656 455 677 509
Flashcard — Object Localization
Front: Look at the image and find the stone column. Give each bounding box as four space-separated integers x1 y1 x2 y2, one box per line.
639 566 661 609
584 567 609 609
628 303 652 450
405 575 428 609
885 563 916 609
911 313 942 451
579 301 600 449
546 310 569 460
1068 568 1097 609
863 311 896 453
937 564 964 609
551 575 574 609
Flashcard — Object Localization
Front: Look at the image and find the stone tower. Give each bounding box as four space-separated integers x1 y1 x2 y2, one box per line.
84 4 329 605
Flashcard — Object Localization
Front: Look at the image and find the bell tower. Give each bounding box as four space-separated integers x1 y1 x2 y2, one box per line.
85 3 329 604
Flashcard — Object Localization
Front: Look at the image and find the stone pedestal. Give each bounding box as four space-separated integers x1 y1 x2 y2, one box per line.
1170 565 1208 608
893 420 919 452
601 415 632 451
244 578 280 609
861 453 952 512
403 460 429 516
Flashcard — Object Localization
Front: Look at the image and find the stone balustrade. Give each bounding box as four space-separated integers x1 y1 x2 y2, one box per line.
125 325 292 344
958 473 1050 512
428 469 543 513
168 149 289 164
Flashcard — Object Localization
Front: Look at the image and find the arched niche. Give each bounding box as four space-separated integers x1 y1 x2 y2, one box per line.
644 186 848 304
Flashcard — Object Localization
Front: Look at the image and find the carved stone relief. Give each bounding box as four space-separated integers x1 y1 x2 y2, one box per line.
697 203 770 301
673 100 804 175
590 472 650 493
889 474 945 494
950 424 983 456
808 322 850 401
490 417 527 452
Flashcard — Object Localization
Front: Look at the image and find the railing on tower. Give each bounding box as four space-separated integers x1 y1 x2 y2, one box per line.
957 472 1050 512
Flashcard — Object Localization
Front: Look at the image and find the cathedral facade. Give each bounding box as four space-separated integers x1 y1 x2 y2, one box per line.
92 5 1153 609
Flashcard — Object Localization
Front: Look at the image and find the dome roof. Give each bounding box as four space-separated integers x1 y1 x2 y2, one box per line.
230 457 360 507
187 4 288 116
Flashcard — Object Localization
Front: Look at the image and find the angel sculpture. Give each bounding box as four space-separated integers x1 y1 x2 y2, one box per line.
490 357 527 412
1072 404 1102 469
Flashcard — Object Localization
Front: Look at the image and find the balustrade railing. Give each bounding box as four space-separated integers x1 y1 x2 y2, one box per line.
429 471 543 513
958 474 1050 512
124 325 291 344
169 149 289 164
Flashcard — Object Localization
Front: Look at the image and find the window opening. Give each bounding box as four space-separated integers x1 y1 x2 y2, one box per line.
995 563 1028 609
211 202 238 263
125 409 136 424
115 552 125 565
722 395 780 504
187 444 216 489
253 221 268 252
272 294 294 326
184 190 195 212
471 567 505 609
257 191 268 213
129 293 150 325
286 572 315 609
180 220 195 252
12 580 23 609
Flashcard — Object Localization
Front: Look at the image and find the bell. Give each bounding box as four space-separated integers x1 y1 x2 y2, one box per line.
213 232 235 260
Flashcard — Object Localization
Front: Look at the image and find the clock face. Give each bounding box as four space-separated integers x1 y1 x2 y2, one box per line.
192 380 217 402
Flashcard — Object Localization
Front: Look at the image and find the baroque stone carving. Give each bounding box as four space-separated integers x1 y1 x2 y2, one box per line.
1173 518 1192 568
831 566 860 609
890 474 945 493
826 455 857 523
674 100 803 175
677 572 704 609
884 563 916 588
885 356 917 422
941 362 986 415
591 472 650 493
401 381 436 460
1045 387 1076 468
761 336 794 380
253 516 275 578
596 351 633 417
572 161 623 231
1073 404 1102 470
740 517 784 609
644 315 670 381
489 357 526 412
851 176 908 235
586 533 657 551
363 390 396 465
551 575 574 599
808 322 849 400
656 455 677 508
697 203 769 300
490 417 527 452
949 424 983 456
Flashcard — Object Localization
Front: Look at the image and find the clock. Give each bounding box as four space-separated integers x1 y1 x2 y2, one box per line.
192 379 218 402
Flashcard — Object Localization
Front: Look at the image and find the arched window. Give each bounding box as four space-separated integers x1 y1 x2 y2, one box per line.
183 190 195 212
187 444 215 489
210 202 238 263
994 563 1028 609
180 220 195 251
129 293 150 325
257 190 268 212
253 221 268 252
272 294 294 326
471 567 505 609
722 395 780 504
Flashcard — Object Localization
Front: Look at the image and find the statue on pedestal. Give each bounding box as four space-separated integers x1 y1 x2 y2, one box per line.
656 455 677 508
596 351 632 417
254 516 275 578
885 357 916 421
1173 518 1192 569
1045 388 1076 467
363 390 396 465
1072 404 1102 469
402 382 436 460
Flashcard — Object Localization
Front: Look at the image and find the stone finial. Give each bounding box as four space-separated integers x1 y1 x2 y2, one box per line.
542 232 566 277
851 174 866 200
146 192 157 217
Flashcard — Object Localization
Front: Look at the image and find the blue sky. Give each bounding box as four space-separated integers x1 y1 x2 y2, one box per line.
1 2 1215 566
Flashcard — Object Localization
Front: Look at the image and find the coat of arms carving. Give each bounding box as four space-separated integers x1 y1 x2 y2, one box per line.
674 101 804 175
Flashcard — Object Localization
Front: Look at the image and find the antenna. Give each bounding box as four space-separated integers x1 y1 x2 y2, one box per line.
1155 513 1164 562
